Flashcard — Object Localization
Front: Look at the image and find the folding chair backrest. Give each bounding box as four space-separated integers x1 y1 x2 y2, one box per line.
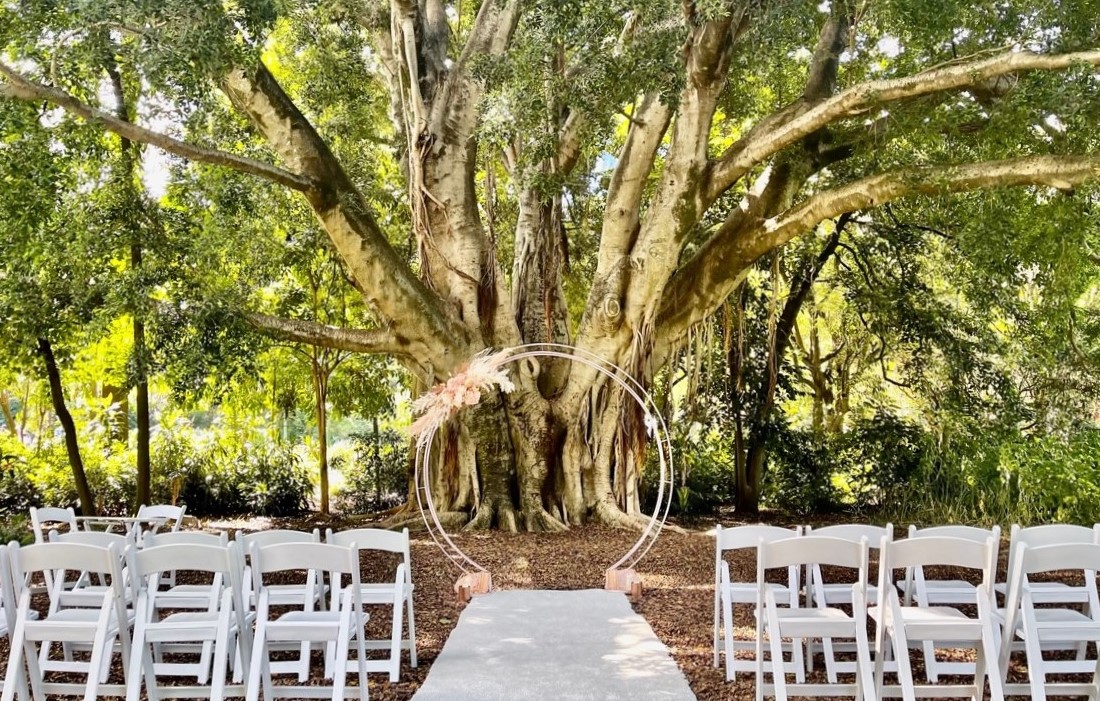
1005 523 1100 578
908 524 1000 543
759 535 868 572
130 542 238 579
807 523 893 548
137 503 187 531
48 529 133 549
251 541 357 577
236 528 320 550
886 535 997 587
716 524 800 553
325 527 408 556
143 530 227 548
29 506 78 542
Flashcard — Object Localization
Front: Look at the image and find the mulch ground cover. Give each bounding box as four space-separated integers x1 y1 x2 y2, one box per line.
1 514 1093 699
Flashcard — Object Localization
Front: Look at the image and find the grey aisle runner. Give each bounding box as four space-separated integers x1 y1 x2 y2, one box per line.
412 589 696 701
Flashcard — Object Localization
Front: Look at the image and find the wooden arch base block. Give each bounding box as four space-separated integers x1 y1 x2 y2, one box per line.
605 568 644 602
454 571 492 604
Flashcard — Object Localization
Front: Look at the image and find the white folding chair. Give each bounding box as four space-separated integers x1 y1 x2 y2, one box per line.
997 541 1100 700
994 523 1099 669
325 527 417 681
714 524 805 682
0 544 30 701
125 541 251 701
46 529 134 609
245 541 368 701
872 535 1005 701
237 529 326 682
143 530 230 608
136 504 187 533
804 523 894 683
27 507 78 594
2 541 132 701
756 535 877 701
903 524 1001 681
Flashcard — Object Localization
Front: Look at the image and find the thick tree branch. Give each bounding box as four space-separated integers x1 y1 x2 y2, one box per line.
245 312 407 356
707 48 1100 201
660 153 1100 348
0 61 315 192
222 62 470 371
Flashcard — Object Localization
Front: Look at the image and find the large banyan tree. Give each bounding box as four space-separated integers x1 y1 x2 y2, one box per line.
2 1 1098 529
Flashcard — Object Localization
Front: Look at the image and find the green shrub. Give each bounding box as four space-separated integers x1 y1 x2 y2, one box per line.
762 423 841 515
178 442 312 517
333 428 407 514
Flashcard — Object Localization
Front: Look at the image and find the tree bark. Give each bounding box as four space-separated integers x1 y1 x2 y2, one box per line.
134 249 151 507
37 338 96 515
0 390 17 437
313 364 330 515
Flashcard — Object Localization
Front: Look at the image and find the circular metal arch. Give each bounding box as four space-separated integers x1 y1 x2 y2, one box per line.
412 343 675 583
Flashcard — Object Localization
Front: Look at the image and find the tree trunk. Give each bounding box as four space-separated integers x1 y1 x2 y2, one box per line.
313 365 330 515
134 246 151 507
0 390 16 437
37 337 96 516
730 221 845 512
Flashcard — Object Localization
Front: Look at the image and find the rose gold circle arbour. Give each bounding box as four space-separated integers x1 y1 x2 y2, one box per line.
411 343 675 594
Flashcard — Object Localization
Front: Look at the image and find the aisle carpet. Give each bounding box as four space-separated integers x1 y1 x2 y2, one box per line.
412 589 695 700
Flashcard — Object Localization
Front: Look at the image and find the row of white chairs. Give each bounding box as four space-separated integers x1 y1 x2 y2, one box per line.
714 522 1100 701
1 526 418 701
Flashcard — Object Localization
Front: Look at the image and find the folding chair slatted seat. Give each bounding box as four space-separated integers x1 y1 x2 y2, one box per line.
245 541 368 701
325 527 417 681
756 535 877 701
872 534 1005 701
2 541 132 701
714 524 805 683
998 541 1100 701
804 523 894 684
902 524 1001 681
125 541 251 701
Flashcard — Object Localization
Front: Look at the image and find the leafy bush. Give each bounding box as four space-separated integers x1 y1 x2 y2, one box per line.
762 422 841 515
333 428 407 514
640 423 734 519
836 413 930 509
178 441 312 517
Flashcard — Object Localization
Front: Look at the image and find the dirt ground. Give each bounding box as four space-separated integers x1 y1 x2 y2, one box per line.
0 515 1088 700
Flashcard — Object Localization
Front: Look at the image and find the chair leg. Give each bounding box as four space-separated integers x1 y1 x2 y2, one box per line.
822 636 839 683
390 598 403 681
713 587 720 668
766 607 789 701
406 594 417 668
921 639 939 683
1023 626 1047 701
2 621 26 701
245 626 266 701
83 631 109 701
211 611 232 701
722 594 736 681
792 635 806 684
892 628 918 701
855 625 877 701
333 617 353 701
